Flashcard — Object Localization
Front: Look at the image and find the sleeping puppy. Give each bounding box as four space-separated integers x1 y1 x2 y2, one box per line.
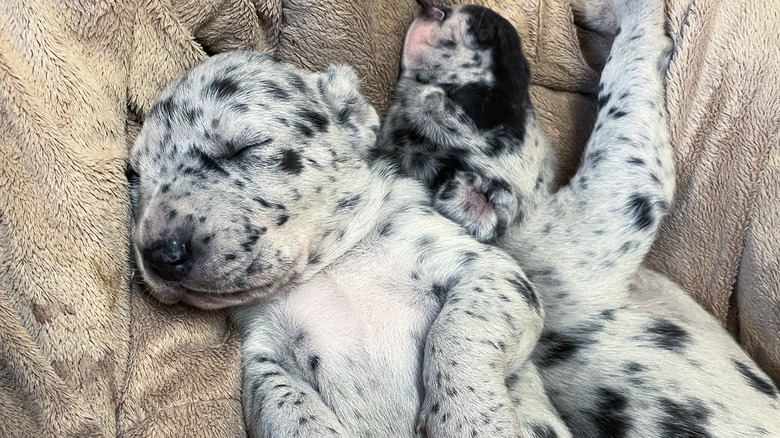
128 23 569 438
372 2 780 437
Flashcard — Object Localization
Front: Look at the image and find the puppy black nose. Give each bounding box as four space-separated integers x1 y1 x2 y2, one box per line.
143 238 192 282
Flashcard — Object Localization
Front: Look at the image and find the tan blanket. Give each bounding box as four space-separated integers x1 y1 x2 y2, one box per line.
0 0 777 436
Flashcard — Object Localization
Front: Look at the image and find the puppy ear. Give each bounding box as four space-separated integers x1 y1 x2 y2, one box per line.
495 21 531 98
317 64 380 148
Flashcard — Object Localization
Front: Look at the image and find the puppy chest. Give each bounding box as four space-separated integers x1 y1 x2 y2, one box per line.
280 260 441 433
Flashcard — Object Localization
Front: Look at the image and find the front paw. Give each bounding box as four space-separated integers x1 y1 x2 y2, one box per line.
414 87 460 124
434 172 517 243
416 390 518 438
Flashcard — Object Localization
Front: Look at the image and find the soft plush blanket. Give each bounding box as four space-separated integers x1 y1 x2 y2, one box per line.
0 0 777 436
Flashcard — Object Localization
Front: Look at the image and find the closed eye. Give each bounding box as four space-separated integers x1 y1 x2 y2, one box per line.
225 138 274 159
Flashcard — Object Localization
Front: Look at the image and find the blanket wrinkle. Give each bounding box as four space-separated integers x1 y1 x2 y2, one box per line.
1 0 778 436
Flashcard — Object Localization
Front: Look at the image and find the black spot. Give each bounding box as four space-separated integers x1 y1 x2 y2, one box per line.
437 39 457 49
431 277 459 302
627 157 645 166
600 309 616 320
160 183 170 193
524 267 563 287
294 122 314 138
597 92 612 109
298 109 330 133
204 76 240 99
260 80 290 99
590 388 632 437
276 214 289 226
619 241 634 253
336 193 361 210
646 318 691 353
224 254 237 261
460 251 479 265
626 194 655 230
608 106 628 118
150 96 176 119
309 355 320 371
378 221 393 237
486 134 510 156
336 107 352 124
195 150 230 176
307 252 321 265
623 362 646 373
530 423 559 438
535 331 590 367
241 233 261 252
587 149 606 166
732 360 777 398
506 274 540 312
657 397 713 438
415 236 434 252
183 106 203 122
253 197 286 210
253 355 277 365
289 74 307 92
504 373 519 389
279 149 304 174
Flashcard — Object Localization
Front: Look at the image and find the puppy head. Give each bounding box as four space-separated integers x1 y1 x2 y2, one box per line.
128 52 378 309
401 4 531 131
373 5 550 243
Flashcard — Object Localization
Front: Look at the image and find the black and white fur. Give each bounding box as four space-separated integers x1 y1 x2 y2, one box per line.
373 2 780 437
128 52 572 436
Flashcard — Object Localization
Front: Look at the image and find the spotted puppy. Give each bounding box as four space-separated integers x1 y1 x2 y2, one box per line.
372 2 780 437
127 52 572 436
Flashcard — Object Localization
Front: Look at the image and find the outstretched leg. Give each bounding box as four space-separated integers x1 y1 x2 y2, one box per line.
508 0 674 304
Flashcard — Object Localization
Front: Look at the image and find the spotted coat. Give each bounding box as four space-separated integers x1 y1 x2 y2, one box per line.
373 2 780 437
129 51 567 436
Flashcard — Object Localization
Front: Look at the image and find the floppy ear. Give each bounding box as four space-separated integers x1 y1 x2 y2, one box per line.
317 64 380 149
442 82 515 131
495 19 531 106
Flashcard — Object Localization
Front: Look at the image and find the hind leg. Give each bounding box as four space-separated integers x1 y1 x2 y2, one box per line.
507 361 573 438
512 0 675 294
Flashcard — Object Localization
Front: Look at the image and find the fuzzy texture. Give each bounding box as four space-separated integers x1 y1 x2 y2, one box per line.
1 0 779 436
0 0 265 436
129 50 569 438
377 2 780 436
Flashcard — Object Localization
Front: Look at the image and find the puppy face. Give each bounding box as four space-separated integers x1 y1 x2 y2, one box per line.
402 5 497 87
128 53 378 309
373 5 533 184
371 5 548 243
401 4 531 131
